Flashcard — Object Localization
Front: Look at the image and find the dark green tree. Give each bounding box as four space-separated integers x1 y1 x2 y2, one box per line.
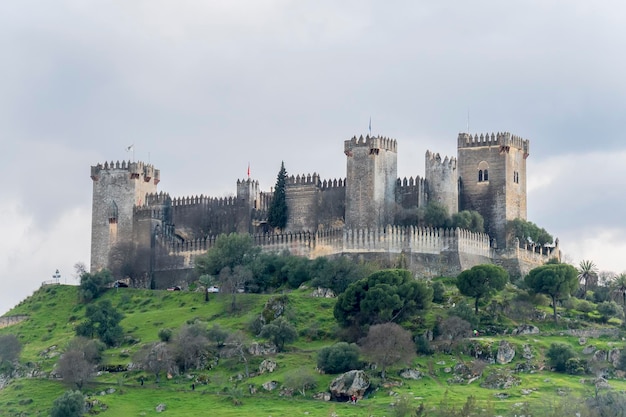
421 201 450 228
546 343 576 373
456 264 508 313
267 161 288 229
259 317 297 352
506 218 553 246
50 390 85 417
525 263 579 323
79 269 114 303
334 269 433 328
450 210 484 233
317 342 362 374
195 233 259 276
75 300 124 347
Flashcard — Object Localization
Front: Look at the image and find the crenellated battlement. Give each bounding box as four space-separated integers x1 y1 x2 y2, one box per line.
287 173 321 186
457 132 530 155
90 160 160 184
144 191 171 206
344 134 398 155
320 178 345 190
169 195 239 207
396 176 425 188
425 150 457 168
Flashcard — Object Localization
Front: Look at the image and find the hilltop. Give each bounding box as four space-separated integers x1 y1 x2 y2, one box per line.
1 275 626 416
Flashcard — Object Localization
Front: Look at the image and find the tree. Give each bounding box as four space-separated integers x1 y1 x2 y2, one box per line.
0 334 21 373
422 201 450 228
225 331 250 378
596 301 623 323
450 210 484 233
283 367 317 396
506 218 553 246
195 233 259 277
219 265 253 311
207 324 230 348
436 316 472 353
259 317 297 352
50 390 85 417
456 264 508 313
134 342 175 383
173 322 210 372
546 343 576 373
334 269 433 329
360 323 415 379
317 342 362 374
78 269 114 303
578 260 599 296
57 349 95 390
525 263 579 324
75 300 124 347
611 273 626 318
267 161 288 230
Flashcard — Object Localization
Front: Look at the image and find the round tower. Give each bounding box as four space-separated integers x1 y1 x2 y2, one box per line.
90 160 160 272
425 150 458 215
344 135 398 229
457 132 529 248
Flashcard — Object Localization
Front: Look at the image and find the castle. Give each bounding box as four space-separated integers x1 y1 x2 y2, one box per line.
90 131 559 289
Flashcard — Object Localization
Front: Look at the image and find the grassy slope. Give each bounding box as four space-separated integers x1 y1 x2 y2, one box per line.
1 284 626 416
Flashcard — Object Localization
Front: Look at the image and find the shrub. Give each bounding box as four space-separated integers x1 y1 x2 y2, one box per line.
432 281 446 304
317 342 362 374
158 328 173 342
546 343 576 373
50 391 85 417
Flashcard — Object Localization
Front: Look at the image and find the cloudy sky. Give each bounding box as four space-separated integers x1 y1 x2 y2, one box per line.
1 1 625 315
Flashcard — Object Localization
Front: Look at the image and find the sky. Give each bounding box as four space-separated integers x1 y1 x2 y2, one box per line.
2 1 626 315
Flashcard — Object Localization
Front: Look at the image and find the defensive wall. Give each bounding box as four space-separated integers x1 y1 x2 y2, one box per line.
147 226 558 288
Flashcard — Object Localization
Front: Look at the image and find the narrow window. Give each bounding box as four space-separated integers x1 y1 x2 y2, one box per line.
483 169 488 181
478 170 483 182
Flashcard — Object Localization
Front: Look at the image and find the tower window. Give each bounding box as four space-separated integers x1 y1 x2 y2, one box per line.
477 161 489 183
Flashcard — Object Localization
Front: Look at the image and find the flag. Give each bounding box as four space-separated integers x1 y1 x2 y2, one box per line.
126 144 134 152
247 162 250 178
368 117 371 136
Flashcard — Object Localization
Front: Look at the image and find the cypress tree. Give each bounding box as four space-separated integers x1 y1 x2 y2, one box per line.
268 162 288 230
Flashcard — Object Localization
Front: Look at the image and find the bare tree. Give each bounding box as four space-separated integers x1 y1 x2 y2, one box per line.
225 331 250 378
219 265 253 311
283 367 317 397
437 316 472 353
134 342 175 383
174 323 210 372
57 350 95 390
360 323 415 379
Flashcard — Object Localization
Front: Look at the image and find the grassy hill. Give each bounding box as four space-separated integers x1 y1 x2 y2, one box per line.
1 282 625 416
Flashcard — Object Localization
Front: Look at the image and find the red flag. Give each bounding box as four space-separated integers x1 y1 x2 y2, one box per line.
247 163 250 178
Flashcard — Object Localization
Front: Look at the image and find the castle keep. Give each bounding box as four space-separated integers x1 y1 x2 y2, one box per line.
90 132 558 288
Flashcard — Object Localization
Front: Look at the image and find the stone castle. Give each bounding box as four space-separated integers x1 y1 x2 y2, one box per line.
90 131 559 289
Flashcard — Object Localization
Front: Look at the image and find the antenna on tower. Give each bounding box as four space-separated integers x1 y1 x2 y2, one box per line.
467 109 470 133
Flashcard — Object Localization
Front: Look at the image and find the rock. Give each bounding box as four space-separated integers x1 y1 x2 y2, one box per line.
595 377 611 390
399 369 423 380
329 370 370 400
511 324 539 336
156 403 166 413
582 345 596 355
522 344 533 360
259 359 277 374
262 296 288 322
579 337 587 345
609 348 621 367
262 381 279 391
248 342 277 356
480 369 521 389
497 340 516 364
444 367 452 373
592 350 608 362
311 287 335 298
313 392 331 401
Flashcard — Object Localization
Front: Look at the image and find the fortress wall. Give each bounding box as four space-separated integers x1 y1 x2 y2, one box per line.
170 196 244 237
317 179 346 230
395 176 427 209
285 174 320 232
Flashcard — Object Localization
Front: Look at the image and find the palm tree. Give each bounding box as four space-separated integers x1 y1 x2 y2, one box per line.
578 260 598 297
611 273 626 317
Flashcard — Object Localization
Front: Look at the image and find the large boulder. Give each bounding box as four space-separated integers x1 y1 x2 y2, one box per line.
399 369 423 380
259 359 277 374
329 370 370 401
511 324 539 336
496 340 516 364
311 287 336 298
480 369 521 389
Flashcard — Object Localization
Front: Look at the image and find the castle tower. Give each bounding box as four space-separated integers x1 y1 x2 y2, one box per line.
457 132 529 248
90 160 160 272
236 178 260 233
425 150 458 215
344 135 398 229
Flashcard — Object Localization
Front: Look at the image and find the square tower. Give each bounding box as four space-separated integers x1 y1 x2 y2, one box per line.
344 135 398 229
457 132 529 248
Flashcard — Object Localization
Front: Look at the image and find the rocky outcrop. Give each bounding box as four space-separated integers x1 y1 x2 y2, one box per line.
480 369 521 389
259 359 277 374
496 340 515 364
399 369 423 380
329 370 370 400
311 287 336 298
511 324 539 336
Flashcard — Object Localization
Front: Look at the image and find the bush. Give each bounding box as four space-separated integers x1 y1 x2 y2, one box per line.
158 328 173 342
432 281 446 304
317 342 362 374
415 334 434 355
50 390 85 417
546 343 576 373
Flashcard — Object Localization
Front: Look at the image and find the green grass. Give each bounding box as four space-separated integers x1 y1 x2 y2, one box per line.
2 284 626 416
